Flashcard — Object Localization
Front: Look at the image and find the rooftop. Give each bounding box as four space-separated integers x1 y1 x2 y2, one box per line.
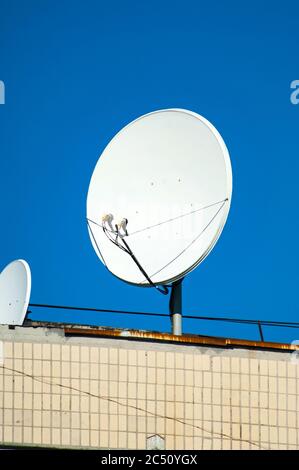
1 319 295 353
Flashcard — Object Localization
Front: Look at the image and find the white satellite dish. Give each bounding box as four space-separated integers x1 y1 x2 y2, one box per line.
87 109 232 334
0 259 31 326
87 109 232 282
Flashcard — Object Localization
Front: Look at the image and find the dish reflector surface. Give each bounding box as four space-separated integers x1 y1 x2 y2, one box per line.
0 259 31 325
87 109 232 286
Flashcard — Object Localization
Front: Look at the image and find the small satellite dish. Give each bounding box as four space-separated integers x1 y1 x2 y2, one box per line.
0 259 31 326
87 109 232 289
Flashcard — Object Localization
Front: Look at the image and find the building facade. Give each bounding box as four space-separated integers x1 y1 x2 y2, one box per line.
0 323 299 449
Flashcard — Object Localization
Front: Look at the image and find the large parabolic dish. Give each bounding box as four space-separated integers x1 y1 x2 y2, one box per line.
87 109 232 286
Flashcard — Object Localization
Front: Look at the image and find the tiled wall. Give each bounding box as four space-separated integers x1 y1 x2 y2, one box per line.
0 331 299 449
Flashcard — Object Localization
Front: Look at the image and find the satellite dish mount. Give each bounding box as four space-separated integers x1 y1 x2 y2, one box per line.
87 109 232 337
169 278 184 335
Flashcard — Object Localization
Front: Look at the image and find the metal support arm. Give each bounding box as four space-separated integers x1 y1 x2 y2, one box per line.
169 278 184 336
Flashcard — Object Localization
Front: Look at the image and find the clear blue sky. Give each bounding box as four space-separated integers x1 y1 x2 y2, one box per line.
0 1 299 342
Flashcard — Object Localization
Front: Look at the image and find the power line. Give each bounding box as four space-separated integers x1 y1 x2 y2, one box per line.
0 364 267 450
28 303 299 329
29 303 170 318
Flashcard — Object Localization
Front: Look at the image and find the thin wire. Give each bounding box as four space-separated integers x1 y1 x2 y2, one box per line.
28 303 299 329
87 198 228 291
86 198 228 239
87 217 114 233
0 364 267 450
128 198 229 236
144 200 227 281
28 304 169 319
100 199 227 290
86 219 107 267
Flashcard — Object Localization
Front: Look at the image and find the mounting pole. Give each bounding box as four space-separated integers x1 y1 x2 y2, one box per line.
169 278 184 336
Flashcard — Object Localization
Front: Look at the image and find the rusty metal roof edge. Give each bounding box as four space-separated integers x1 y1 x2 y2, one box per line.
22 320 299 352
61 324 299 352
